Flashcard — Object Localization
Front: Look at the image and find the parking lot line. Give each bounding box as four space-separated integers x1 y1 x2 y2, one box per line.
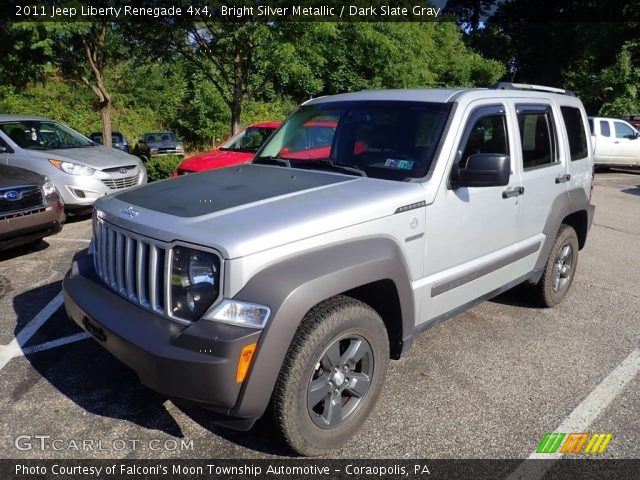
507 347 640 479
0 292 63 372
46 237 91 243
20 332 90 355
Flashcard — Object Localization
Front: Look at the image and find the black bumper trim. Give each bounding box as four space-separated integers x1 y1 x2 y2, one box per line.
63 252 262 419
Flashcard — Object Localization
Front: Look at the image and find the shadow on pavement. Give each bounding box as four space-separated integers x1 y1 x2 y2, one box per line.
621 185 640 196
13 281 184 438
173 401 295 457
490 283 541 309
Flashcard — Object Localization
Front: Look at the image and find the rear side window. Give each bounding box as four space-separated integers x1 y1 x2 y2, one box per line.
516 104 557 169
560 106 588 161
600 121 611 137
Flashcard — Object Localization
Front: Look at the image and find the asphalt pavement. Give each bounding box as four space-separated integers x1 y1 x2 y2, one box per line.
0 170 638 461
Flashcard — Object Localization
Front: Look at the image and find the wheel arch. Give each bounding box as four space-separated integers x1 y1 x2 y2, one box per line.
229 237 414 419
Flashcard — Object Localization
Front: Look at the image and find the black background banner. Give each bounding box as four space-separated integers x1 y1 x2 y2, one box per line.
2 459 640 480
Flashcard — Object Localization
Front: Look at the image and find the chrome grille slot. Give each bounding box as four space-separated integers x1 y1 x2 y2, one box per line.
102 175 139 190
93 219 168 316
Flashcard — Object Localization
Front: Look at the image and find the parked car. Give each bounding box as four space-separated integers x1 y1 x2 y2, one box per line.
0 164 65 251
135 132 184 160
588 116 640 167
174 122 280 175
0 115 147 213
89 131 130 153
64 83 594 456
620 115 640 129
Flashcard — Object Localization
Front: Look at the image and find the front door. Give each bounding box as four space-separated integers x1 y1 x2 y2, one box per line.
420 102 522 323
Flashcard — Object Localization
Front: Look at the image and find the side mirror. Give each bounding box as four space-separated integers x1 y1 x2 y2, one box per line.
452 153 511 188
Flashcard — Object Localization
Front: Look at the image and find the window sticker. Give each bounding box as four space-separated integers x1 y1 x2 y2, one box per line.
385 159 414 170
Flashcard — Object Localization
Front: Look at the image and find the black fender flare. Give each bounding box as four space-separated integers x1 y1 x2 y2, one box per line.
229 237 415 419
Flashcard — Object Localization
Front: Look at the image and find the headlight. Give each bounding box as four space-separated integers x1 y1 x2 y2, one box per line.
150 148 159 154
42 177 57 197
176 145 184 151
170 246 220 321
204 299 270 329
49 159 95 176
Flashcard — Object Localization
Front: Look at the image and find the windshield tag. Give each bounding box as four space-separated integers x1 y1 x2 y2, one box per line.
385 159 414 170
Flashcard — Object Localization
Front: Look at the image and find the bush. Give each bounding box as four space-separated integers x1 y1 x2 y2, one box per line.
144 155 183 182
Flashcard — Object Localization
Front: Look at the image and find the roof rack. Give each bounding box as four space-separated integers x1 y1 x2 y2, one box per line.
490 82 576 97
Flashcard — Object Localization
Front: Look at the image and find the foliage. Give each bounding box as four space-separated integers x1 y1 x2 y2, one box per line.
144 155 183 182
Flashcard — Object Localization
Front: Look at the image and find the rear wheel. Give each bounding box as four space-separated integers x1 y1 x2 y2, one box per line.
271 296 389 456
534 225 579 307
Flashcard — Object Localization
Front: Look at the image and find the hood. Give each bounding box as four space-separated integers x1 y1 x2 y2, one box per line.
0 164 45 187
26 145 141 170
178 149 254 172
96 164 424 259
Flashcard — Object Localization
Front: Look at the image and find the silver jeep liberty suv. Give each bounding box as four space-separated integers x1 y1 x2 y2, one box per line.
64 83 594 455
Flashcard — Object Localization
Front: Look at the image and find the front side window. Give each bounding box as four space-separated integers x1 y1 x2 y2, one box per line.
561 106 588 161
614 121 637 139
459 113 509 169
0 121 93 150
600 121 611 137
220 126 277 153
516 105 557 169
256 101 452 180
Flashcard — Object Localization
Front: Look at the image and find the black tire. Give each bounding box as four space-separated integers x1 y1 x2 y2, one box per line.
534 225 579 307
271 295 389 456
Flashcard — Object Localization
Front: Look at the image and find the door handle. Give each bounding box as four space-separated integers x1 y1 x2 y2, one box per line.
555 173 571 184
502 186 525 198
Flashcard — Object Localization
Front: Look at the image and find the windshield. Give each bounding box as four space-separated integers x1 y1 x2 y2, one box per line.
220 126 277 153
256 101 452 180
0 121 94 150
91 133 124 144
145 132 178 143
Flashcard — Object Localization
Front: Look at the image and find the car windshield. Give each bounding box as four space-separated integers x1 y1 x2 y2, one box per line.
255 101 452 180
145 132 177 143
92 133 124 144
0 120 94 150
220 126 277 153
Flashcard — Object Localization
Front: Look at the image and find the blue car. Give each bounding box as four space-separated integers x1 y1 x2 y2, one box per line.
89 131 130 153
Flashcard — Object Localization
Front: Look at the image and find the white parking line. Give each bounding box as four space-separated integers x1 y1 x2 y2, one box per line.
46 237 91 243
20 332 90 355
507 347 640 479
0 292 63 372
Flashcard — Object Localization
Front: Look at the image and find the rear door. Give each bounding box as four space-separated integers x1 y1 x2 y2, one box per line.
512 100 568 273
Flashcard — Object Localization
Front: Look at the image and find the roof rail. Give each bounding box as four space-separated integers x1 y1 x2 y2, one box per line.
490 82 576 97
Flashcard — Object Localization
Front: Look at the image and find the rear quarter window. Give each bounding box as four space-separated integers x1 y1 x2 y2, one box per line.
560 106 588 161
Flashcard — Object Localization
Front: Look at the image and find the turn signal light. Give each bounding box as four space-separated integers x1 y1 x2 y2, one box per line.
236 343 257 383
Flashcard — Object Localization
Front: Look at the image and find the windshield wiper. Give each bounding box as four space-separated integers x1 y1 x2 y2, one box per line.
254 156 291 167
299 159 367 177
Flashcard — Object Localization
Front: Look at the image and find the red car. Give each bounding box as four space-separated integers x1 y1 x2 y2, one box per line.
173 121 281 175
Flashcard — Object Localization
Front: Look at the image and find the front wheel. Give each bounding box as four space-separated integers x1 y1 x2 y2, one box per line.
534 225 579 307
271 296 389 456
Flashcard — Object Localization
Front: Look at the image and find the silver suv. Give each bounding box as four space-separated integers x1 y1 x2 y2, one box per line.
0 116 147 212
63 83 594 455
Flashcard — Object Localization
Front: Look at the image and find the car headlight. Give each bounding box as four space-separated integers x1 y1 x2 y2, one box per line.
204 299 270 329
42 177 57 197
49 159 95 176
150 148 159 154
170 246 220 321
176 145 184 151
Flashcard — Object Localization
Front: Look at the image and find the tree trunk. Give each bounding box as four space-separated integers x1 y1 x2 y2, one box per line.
100 98 112 147
231 98 242 135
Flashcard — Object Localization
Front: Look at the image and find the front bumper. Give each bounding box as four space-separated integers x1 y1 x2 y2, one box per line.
55 170 147 208
0 196 65 250
63 252 262 421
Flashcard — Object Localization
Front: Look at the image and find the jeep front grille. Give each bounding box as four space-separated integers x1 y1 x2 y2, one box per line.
102 175 139 190
93 220 168 316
